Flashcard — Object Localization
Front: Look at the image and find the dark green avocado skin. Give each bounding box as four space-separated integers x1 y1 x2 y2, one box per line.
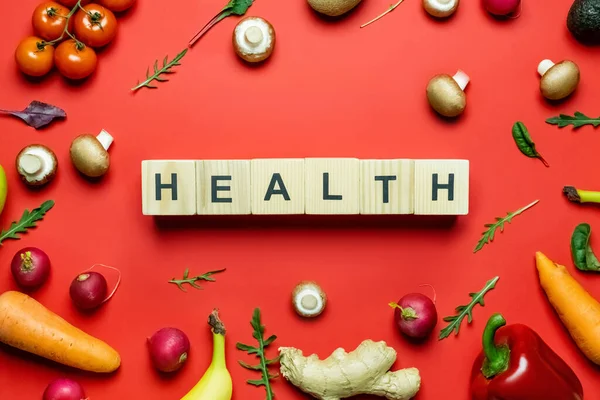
568 0 600 44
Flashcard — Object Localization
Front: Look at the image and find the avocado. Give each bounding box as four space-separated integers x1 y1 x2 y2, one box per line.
567 0 600 44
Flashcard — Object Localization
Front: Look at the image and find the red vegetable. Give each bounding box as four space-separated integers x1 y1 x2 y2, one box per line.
10 247 51 289
69 271 107 310
483 0 520 16
390 291 437 339
470 313 583 400
147 327 190 373
43 378 87 400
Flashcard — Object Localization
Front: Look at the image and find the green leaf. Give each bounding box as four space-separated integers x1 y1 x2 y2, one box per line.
230 0 254 14
131 48 188 92
168 268 226 292
512 122 549 167
439 276 499 340
546 112 600 129
189 0 255 47
0 200 55 245
236 307 278 400
473 200 539 253
570 223 600 272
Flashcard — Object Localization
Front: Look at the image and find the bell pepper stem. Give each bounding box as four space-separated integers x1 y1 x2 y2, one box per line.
481 313 510 379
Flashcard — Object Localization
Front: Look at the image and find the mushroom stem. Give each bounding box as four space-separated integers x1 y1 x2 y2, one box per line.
96 129 114 151
245 26 264 46
19 154 43 175
452 70 470 90
538 59 555 76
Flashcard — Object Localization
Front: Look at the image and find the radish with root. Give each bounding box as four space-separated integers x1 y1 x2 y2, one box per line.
279 339 421 399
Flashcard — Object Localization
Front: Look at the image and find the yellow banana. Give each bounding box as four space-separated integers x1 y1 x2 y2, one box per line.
181 310 232 400
0 164 7 216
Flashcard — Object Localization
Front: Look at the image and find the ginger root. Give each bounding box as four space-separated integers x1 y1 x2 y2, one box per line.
278 339 421 400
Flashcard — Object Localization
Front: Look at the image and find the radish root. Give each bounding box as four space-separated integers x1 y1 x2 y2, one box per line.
82 264 122 304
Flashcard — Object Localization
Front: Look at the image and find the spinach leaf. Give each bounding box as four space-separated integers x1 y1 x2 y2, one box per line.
512 122 549 167
571 223 600 272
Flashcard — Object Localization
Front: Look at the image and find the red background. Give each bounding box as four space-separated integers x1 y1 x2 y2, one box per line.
1 0 600 398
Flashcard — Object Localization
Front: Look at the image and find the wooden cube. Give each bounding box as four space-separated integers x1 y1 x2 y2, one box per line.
414 160 469 215
196 160 251 215
305 158 360 215
142 160 197 215
251 159 305 214
360 159 414 215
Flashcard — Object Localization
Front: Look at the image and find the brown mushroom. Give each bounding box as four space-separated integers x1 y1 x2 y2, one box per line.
15 144 58 187
70 129 114 178
423 0 459 18
292 281 327 318
233 16 276 63
538 59 580 101
426 70 470 117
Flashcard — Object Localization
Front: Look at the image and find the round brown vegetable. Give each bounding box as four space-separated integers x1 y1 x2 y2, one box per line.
292 281 327 318
423 0 459 18
537 59 580 101
70 129 114 178
426 70 470 117
308 0 362 17
15 144 57 187
233 16 276 63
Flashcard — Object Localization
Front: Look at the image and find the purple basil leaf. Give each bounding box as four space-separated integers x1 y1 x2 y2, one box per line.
0 101 66 129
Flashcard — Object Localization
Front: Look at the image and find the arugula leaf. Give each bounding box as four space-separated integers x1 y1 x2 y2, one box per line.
571 223 600 272
0 200 55 245
473 200 539 253
439 276 499 340
189 0 255 47
0 101 66 129
546 112 600 129
168 268 226 291
132 48 188 92
512 122 549 167
236 308 279 400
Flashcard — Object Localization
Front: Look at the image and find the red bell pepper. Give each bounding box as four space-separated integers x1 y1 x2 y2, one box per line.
470 313 584 400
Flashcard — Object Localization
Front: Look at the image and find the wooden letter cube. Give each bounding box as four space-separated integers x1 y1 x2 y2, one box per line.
196 160 251 215
414 160 469 215
251 159 305 214
142 160 197 215
305 158 360 215
360 159 414 215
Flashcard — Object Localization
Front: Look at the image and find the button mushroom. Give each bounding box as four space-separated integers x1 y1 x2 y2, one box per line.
15 144 58 187
537 59 580 101
426 70 470 117
70 129 114 178
233 16 276 63
292 281 327 318
423 0 459 18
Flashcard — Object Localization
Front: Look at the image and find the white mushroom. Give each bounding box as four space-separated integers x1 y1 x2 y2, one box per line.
70 129 114 178
426 70 470 117
537 59 580 101
423 0 459 18
16 144 58 187
233 16 276 63
292 281 327 318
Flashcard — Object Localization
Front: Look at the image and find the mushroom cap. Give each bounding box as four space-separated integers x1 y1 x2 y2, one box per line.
540 60 580 101
307 0 362 17
15 144 57 187
70 134 110 178
292 281 327 318
233 16 276 63
423 0 459 18
426 74 466 117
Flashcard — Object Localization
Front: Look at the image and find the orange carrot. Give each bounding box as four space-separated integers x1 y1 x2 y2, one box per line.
0 290 121 373
535 251 600 365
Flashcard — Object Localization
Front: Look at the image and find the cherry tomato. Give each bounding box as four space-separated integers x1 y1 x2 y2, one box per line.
73 4 117 48
14 36 55 77
54 39 97 80
57 0 90 7
97 0 135 12
32 2 72 41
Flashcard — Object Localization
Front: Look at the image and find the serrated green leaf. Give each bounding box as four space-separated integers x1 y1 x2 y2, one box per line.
546 112 600 129
132 48 188 92
238 360 262 370
0 200 55 245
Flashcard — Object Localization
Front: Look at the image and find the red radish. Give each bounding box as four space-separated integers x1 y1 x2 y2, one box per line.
70 271 108 310
483 0 521 16
43 378 87 400
390 292 438 339
147 327 190 373
10 247 51 289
